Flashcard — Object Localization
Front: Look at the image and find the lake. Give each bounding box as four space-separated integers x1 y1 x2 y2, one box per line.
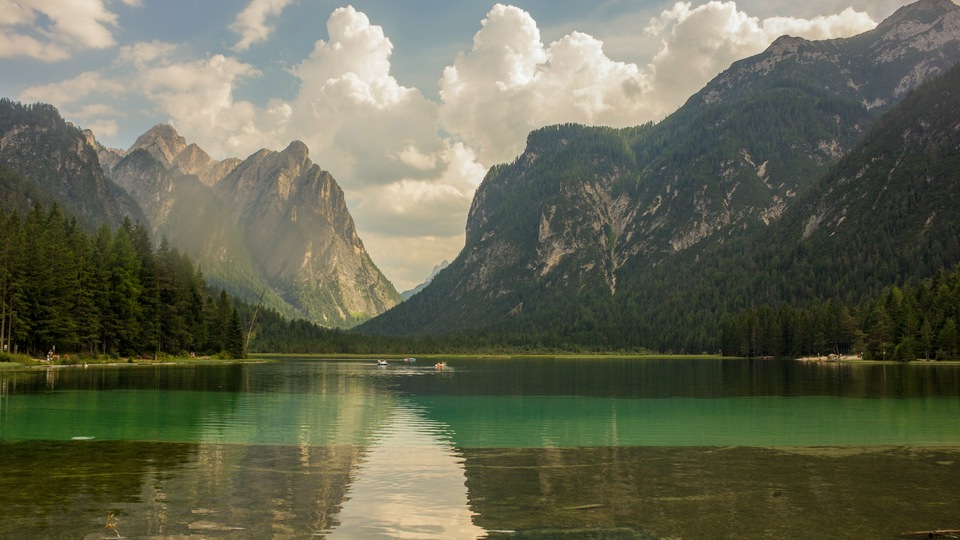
1 357 959 539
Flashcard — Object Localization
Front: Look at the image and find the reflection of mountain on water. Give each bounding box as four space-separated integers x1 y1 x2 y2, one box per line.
0 362 412 537
458 446 960 539
196 363 396 445
177 443 365 535
326 405 486 539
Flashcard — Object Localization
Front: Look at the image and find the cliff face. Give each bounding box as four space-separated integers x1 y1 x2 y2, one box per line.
216 141 400 324
0 100 144 228
360 0 960 336
100 125 400 327
464 0 960 287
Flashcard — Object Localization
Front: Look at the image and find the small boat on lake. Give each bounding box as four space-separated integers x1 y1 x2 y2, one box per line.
403 357 416 363
376 359 388 366
434 361 447 370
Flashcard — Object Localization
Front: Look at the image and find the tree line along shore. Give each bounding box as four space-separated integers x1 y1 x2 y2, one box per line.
720 267 960 361
0 204 246 361
3 202 960 363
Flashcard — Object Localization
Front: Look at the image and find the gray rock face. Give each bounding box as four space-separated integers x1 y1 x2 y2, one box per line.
129 124 187 167
361 0 960 335
216 140 400 324
98 125 400 327
0 101 143 229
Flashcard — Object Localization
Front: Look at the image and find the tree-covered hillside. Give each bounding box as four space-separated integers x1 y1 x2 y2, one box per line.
360 59 960 354
0 99 145 230
721 266 960 361
0 205 245 358
360 2 960 348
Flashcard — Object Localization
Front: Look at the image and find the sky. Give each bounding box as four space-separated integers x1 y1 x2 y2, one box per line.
0 0 920 291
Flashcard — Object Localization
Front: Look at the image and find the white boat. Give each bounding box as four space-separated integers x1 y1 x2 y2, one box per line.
376 359 388 366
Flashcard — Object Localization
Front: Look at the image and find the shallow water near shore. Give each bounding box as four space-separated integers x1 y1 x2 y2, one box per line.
1 357 959 538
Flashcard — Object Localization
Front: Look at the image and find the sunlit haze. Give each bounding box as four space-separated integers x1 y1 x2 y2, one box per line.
0 0 921 290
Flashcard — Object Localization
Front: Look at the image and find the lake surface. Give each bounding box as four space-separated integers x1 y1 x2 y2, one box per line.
1 357 959 539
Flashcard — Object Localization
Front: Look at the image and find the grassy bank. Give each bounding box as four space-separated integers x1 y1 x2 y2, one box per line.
250 352 732 361
0 351 260 369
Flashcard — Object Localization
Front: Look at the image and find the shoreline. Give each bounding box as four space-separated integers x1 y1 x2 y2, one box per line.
5 352 960 370
0 356 265 370
249 352 733 361
796 354 960 365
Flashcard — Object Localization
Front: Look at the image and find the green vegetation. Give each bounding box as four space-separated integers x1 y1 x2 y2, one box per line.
0 204 246 359
4 23 960 358
721 265 960 360
0 98 144 229
357 62 960 355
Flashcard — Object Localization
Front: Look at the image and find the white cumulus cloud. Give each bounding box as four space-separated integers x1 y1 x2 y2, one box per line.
19 71 125 105
282 7 448 187
438 2 877 167
0 0 126 61
644 1 876 110
16 1 884 290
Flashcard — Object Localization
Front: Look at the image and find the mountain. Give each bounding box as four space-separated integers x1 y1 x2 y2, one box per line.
99 125 400 327
0 99 144 228
214 140 400 325
401 260 450 300
359 0 960 347
104 145 276 314
775 57 960 293
126 124 241 187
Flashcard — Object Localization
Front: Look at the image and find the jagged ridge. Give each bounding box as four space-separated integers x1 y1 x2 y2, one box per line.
359 0 960 345
99 124 400 327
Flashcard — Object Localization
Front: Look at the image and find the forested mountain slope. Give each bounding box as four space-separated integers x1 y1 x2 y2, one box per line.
360 0 960 351
0 100 144 229
105 147 282 318
623 59 960 352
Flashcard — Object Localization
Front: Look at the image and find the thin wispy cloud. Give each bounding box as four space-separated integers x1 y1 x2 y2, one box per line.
230 0 296 52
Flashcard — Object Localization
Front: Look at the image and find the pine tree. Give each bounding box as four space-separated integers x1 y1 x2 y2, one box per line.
106 225 142 355
130 222 159 354
91 224 112 354
225 308 245 359
938 318 958 359
68 219 100 354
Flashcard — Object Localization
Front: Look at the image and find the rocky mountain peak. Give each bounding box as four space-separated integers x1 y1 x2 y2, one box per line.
83 129 126 173
129 124 187 167
277 140 311 177
283 140 309 160
880 0 959 27
172 142 215 179
695 0 960 108
0 99 145 228
872 0 960 44
175 143 212 167
767 35 808 53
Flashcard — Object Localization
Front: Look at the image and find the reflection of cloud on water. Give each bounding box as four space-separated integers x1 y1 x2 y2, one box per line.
326 405 485 539
196 371 396 446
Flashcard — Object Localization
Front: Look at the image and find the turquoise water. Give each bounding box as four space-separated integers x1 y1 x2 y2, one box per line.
1 357 959 538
